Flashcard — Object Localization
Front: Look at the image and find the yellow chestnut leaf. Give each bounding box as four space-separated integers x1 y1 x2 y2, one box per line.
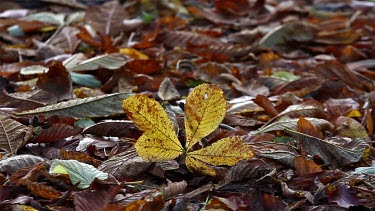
122 84 254 176
187 136 253 166
184 84 227 151
185 155 216 176
122 95 183 162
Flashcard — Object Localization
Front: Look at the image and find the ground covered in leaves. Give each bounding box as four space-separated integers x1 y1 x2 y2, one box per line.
1 0 375 210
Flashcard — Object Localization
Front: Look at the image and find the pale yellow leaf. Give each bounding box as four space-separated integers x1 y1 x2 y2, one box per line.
135 134 183 162
184 84 226 151
187 136 253 166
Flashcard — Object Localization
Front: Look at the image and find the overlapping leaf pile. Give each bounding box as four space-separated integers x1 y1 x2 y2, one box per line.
0 0 375 210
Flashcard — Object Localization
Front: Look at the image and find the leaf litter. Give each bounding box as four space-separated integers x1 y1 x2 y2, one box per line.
0 0 375 210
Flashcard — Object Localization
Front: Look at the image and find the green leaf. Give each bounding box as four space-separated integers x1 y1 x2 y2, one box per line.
49 159 108 189
272 71 300 81
15 93 133 118
74 118 96 128
353 162 375 175
22 12 65 25
70 72 102 88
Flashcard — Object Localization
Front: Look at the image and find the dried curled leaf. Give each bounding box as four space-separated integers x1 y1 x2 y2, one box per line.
185 84 227 151
122 95 184 162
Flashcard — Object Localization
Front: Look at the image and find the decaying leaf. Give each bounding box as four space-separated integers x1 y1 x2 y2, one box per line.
0 154 45 174
98 147 151 178
285 128 366 168
253 117 333 134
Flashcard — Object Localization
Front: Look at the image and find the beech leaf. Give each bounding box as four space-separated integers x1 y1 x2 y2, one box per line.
0 114 29 155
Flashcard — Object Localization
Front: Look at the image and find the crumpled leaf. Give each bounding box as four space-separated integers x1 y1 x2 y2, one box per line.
15 93 133 118
0 154 45 174
253 117 333 134
98 147 151 178
334 116 369 139
285 128 365 168
184 84 227 150
0 114 29 155
49 159 108 189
